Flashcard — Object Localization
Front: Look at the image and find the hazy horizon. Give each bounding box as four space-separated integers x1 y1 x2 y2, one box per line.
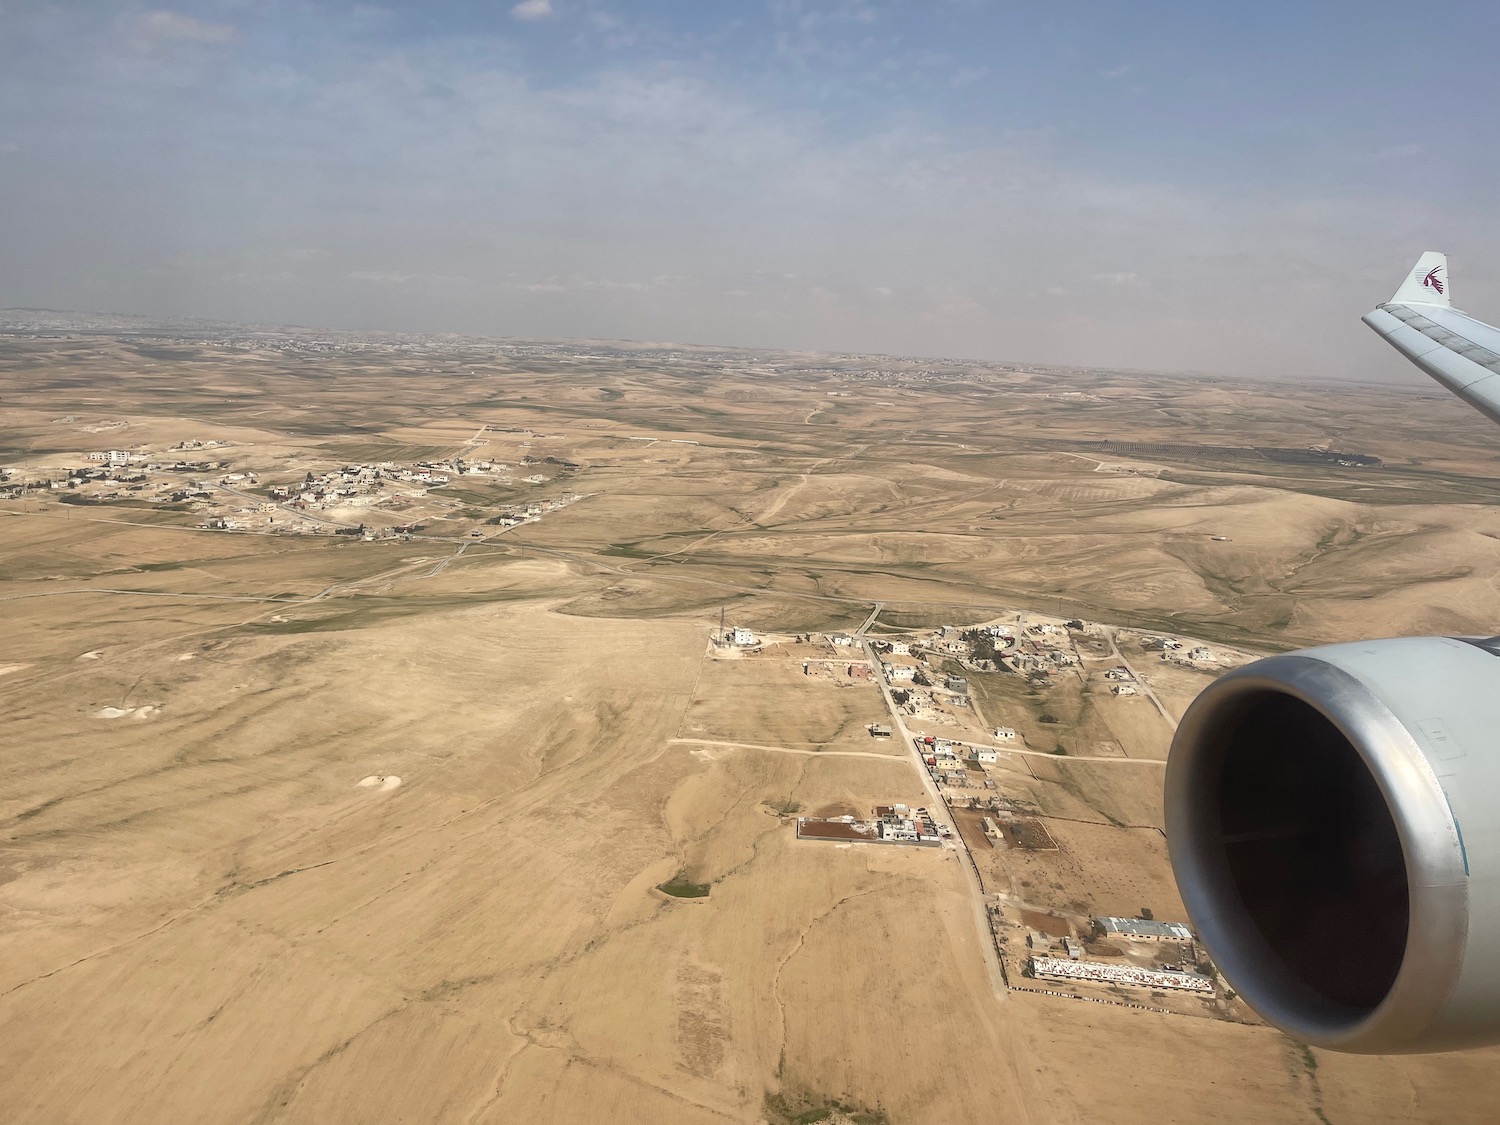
0 301 1465 393
3 2 1498 384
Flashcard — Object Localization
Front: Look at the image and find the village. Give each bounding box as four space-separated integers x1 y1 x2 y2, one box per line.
720 611 1250 1019
0 435 583 541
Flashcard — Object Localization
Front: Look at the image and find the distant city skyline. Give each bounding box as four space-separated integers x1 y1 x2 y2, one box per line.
2 1 1497 382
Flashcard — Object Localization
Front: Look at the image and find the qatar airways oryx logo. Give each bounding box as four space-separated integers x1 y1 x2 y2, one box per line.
1423 264 1445 295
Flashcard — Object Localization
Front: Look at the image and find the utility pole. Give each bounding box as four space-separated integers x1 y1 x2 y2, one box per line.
718 606 726 647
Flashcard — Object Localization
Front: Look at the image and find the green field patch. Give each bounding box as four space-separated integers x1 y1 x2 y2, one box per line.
656 875 711 899
764 1091 887 1125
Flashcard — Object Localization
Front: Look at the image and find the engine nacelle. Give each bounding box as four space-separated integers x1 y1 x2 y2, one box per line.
1166 636 1500 1052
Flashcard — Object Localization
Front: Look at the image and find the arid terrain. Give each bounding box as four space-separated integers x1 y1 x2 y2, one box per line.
4 315 1500 1124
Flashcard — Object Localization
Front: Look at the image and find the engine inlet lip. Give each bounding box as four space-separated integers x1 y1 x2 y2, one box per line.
1166 653 1469 1052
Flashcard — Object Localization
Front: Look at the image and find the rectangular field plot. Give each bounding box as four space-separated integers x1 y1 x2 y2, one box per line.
1003 821 1186 921
677 655 900 753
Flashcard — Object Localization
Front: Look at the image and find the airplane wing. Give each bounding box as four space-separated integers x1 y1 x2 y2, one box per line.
1364 252 1500 425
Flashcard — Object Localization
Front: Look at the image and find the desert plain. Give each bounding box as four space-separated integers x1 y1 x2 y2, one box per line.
4 314 1500 1124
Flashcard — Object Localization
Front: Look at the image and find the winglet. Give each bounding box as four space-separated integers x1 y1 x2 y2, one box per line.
1390 251 1450 306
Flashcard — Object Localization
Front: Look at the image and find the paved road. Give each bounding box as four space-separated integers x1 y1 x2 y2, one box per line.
1105 626 1179 732
860 630 1009 1001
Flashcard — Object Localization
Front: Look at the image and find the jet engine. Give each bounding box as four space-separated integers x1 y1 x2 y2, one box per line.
1165 636 1500 1052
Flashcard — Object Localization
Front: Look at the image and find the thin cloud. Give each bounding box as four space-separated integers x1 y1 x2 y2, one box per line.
511 0 554 21
128 10 235 47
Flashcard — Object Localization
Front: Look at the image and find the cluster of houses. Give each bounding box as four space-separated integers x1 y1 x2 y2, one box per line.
806 660 874 682
0 476 41 499
871 621 1079 686
0 432 595 545
1141 635 1218 665
919 735 1001 790
490 502 544 528
149 458 230 473
795 804 949 847
1005 627 1080 681
262 455 532 511
877 637 978 719
2 458 203 503
1 439 240 501
268 461 453 509
252 457 581 529
69 463 149 489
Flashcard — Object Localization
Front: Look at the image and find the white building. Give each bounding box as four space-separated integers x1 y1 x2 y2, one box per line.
730 626 756 646
1096 916 1194 942
1030 956 1213 994
993 727 1016 741
883 663 915 682
971 749 999 764
1111 684 1139 696
827 633 854 646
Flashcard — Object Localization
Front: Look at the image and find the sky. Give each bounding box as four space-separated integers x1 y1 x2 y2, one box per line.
2 1 1498 381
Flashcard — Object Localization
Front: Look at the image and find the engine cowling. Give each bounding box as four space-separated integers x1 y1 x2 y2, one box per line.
1165 636 1500 1052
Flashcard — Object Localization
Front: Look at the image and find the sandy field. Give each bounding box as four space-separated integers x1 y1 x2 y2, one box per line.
4 331 1500 1123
